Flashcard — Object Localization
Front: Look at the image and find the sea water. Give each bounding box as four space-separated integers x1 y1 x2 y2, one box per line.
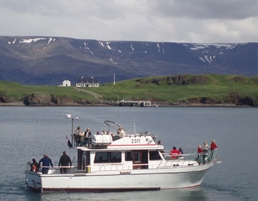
0 106 257 201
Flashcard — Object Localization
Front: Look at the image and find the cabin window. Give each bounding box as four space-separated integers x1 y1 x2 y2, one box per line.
110 152 121 162
94 152 121 163
149 151 161 160
134 152 141 162
125 151 133 161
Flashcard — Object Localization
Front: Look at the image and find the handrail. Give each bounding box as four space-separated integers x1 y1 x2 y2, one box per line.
40 166 76 168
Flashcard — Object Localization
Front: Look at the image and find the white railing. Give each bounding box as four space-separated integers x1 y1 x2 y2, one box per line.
25 150 218 174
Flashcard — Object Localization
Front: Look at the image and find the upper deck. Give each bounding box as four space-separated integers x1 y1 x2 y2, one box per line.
77 133 164 151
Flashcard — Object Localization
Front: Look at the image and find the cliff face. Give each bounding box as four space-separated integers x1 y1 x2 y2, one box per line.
0 96 21 103
22 93 79 106
0 36 258 86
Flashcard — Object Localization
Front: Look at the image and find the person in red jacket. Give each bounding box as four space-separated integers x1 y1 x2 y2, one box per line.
210 140 218 161
170 146 180 159
210 140 218 150
196 145 203 164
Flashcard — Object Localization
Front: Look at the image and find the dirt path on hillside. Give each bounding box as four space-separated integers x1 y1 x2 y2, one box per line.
73 87 103 99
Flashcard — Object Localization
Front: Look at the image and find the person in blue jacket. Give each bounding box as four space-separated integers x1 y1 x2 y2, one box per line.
39 154 53 174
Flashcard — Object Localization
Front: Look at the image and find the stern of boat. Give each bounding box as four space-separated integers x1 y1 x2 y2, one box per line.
25 170 42 192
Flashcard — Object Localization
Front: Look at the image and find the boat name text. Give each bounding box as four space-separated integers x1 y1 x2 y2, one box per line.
131 139 141 143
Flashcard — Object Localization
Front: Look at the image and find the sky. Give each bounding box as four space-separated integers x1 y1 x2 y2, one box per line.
0 0 258 43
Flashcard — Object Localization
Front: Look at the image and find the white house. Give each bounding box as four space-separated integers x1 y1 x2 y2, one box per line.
76 76 99 87
58 80 71 87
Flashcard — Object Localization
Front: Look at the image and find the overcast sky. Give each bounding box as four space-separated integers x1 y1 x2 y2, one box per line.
1 0 258 43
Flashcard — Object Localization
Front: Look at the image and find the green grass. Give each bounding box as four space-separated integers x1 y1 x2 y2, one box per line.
0 74 258 103
0 81 94 101
90 74 258 102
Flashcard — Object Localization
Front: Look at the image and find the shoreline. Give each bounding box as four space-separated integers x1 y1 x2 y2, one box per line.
0 101 252 108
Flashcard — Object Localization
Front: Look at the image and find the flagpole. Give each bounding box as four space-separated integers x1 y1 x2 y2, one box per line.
71 117 74 146
66 114 78 147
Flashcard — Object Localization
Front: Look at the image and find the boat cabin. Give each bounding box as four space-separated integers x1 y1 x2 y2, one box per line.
76 134 164 173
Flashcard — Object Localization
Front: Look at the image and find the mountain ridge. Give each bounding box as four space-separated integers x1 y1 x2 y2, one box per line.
0 36 257 85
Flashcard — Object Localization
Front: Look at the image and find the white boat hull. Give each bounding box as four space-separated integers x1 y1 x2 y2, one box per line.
25 163 213 193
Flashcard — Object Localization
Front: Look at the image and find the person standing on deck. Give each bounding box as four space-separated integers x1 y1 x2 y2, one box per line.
210 140 218 161
74 126 81 146
39 154 53 174
210 140 218 151
28 158 39 172
178 147 184 159
32 158 39 172
58 151 72 174
196 145 203 164
83 128 92 146
118 127 125 138
202 141 209 164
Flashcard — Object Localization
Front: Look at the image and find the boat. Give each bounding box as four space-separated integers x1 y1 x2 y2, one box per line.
25 120 219 193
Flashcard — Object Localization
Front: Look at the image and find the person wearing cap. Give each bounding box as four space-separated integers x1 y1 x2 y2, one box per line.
38 154 53 174
58 151 72 174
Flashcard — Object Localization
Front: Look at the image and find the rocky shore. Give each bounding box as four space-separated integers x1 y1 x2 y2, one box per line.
0 92 257 107
0 100 252 108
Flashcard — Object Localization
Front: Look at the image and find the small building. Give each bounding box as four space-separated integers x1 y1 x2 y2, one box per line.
76 76 99 87
58 80 71 87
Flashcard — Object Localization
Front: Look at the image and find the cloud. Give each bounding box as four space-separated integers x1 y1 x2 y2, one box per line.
0 0 258 43
149 0 258 19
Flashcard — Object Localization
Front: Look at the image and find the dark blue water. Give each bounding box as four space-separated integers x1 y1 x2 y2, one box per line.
0 106 257 201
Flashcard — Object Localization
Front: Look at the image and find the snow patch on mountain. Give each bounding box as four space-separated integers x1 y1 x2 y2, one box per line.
83 42 94 54
19 38 47 43
7 37 56 46
106 42 112 50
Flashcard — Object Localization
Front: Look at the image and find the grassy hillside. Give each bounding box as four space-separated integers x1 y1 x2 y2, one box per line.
90 74 258 103
0 74 258 104
0 81 94 101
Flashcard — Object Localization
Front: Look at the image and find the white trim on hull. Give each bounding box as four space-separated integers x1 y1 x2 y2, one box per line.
25 163 213 193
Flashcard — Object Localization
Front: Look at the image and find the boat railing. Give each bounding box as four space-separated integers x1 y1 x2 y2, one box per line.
25 164 77 174
43 166 77 174
25 149 218 174
98 163 132 171
161 148 218 168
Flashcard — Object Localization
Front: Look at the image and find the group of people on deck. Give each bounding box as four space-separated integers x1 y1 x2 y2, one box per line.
28 151 72 174
28 154 53 174
196 140 218 164
73 126 92 146
73 126 126 147
168 140 218 164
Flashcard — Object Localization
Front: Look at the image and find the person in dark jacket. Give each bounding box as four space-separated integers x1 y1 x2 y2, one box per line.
58 151 72 174
39 154 53 174
28 158 39 172
32 158 39 172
